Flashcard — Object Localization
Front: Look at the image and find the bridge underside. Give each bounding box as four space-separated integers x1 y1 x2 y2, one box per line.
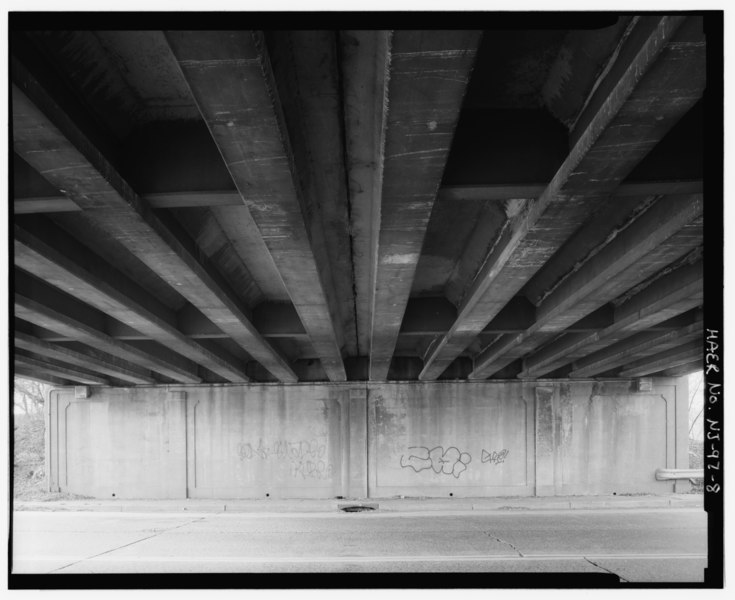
12 16 706 387
11 14 712 499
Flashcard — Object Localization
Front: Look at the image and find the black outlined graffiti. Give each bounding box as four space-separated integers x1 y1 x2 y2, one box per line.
237 438 333 480
481 448 510 465
400 446 472 478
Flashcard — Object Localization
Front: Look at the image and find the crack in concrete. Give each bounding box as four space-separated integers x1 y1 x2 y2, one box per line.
49 514 214 573
486 531 523 557
584 556 630 583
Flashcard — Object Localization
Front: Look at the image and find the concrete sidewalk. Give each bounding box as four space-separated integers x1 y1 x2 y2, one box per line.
13 493 703 514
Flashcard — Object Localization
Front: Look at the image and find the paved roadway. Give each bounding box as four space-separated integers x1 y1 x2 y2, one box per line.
11 508 707 582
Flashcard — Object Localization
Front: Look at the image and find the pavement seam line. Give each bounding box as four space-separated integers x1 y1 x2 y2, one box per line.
47 513 216 573
486 531 523 557
583 556 630 583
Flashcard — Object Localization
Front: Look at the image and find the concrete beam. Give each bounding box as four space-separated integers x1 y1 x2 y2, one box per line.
369 30 482 380
618 340 703 377
15 331 157 385
14 196 80 214
165 31 346 382
436 180 703 202
11 58 297 383
469 193 702 378
15 224 253 383
536 195 702 332
14 180 702 214
568 312 703 377
14 191 243 214
341 30 392 357
421 17 705 381
518 258 703 377
658 360 703 378
138 191 242 209
15 351 110 386
265 31 357 356
178 302 312 340
14 367 74 387
520 196 644 307
15 293 202 384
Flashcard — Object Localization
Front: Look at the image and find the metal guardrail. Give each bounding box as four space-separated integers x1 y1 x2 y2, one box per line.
655 468 704 481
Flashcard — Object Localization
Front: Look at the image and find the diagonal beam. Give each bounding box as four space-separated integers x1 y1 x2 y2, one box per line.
15 331 157 385
14 367 74 387
518 258 703 377
436 180 703 202
618 340 703 378
11 59 297 383
15 293 202 384
420 16 705 381
14 191 243 214
569 312 703 377
368 30 482 380
15 352 110 386
15 223 252 383
164 30 346 381
658 360 703 378
468 194 703 378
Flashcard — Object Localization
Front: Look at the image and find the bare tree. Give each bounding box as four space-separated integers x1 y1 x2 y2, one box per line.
14 377 51 417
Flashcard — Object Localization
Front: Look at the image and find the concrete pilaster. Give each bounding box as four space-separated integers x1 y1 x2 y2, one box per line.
674 376 692 493
534 386 556 496
347 387 368 498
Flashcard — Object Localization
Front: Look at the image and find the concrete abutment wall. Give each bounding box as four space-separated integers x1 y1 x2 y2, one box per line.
47 379 687 499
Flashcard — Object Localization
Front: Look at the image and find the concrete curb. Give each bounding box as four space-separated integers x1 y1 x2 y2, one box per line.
13 494 703 514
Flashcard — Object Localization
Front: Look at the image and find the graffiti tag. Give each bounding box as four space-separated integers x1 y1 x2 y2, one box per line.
481 448 509 465
400 446 472 479
237 438 333 480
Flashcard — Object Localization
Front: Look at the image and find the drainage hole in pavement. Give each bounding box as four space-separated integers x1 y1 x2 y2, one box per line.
340 506 376 513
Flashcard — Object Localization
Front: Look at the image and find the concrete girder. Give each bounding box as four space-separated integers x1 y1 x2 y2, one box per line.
164 30 347 382
182 206 282 306
520 195 645 307
518 258 703 377
657 360 703 378
618 340 703 378
14 367 74 387
266 31 358 356
15 293 202 384
469 193 703 378
368 30 483 380
568 312 703 377
341 30 392 357
14 352 110 386
14 224 253 383
419 16 705 381
14 331 157 385
14 180 703 214
14 191 244 214
29 294 692 346
11 60 297 384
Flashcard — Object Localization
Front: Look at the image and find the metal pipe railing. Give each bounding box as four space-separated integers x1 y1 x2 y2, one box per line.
655 468 704 481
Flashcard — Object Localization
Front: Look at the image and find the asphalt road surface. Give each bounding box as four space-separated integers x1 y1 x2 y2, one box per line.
11 508 707 582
